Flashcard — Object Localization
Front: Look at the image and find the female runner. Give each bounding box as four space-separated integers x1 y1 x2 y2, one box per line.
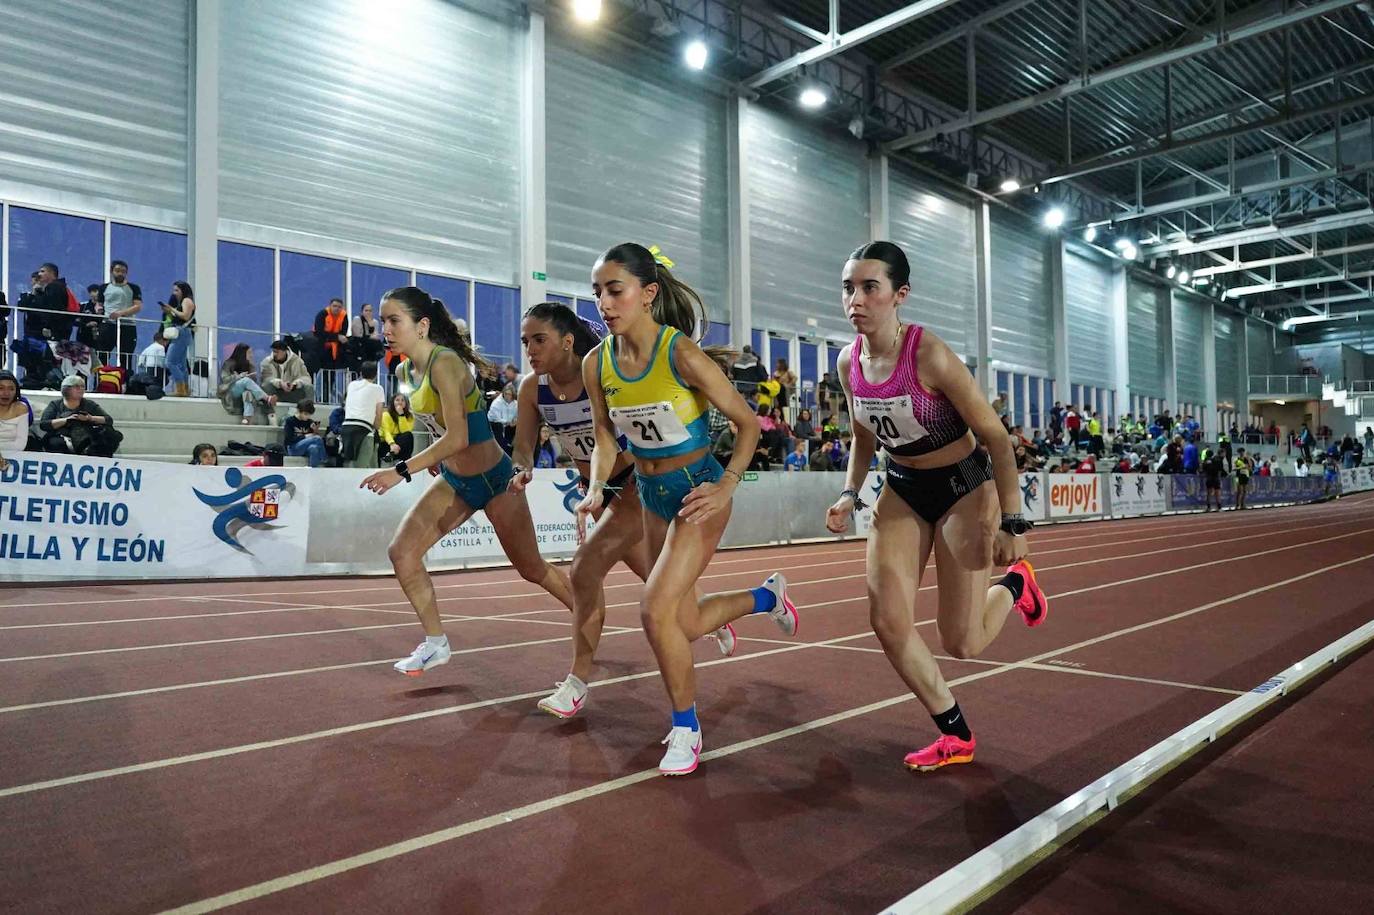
509 302 795 721
577 244 797 775
361 287 576 676
824 241 1048 772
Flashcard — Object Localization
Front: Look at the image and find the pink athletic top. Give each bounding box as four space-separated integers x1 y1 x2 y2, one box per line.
849 323 969 457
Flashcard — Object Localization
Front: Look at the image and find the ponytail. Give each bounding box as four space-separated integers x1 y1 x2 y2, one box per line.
523 301 603 357
382 286 490 373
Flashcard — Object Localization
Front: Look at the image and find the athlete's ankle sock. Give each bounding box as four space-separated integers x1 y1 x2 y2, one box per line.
997 571 1025 602
932 703 972 741
425 634 449 647
564 673 587 694
671 704 700 732
749 586 777 614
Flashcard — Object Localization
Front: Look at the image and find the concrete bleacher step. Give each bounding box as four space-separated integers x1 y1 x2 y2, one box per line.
137 452 310 467
21 391 295 425
116 420 288 457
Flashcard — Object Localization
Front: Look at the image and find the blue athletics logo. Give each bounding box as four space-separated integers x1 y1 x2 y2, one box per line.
193 467 298 553
554 470 583 514
1021 474 1040 513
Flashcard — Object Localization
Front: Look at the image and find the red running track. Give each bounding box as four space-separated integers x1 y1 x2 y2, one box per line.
2 494 1373 914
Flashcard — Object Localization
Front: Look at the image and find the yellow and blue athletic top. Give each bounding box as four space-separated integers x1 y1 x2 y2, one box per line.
598 325 710 459
397 346 494 444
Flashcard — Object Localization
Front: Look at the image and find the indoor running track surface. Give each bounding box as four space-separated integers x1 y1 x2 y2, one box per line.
2 492 1373 914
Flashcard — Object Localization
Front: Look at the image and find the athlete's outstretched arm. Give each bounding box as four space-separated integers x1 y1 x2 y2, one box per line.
826 344 876 533
508 372 541 491
574 345 620 539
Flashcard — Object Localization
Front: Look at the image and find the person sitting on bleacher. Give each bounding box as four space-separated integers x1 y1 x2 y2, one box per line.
340 360 386 465
378 393 415 464
282 400 326 468
0 370 29 471
218 343 277 425
261 338 315 404
190 443 218 465
37 375 122 457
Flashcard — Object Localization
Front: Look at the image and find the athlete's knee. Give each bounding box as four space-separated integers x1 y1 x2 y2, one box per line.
868 603 910 649
387 537 418 572
570 551 608 591
514 557 549 585
941 636 981 660
638 591 676 632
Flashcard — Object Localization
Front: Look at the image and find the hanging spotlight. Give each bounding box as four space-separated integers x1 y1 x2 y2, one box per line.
1177 269 1191 284
1166 264 1177 279
684 39 708 70
1120 242 1138 260
1042 206 1066 229
799 87 827 109
1083 226 1097 242
1112 237 1134 251
999 178 1021 193
572 0 601 23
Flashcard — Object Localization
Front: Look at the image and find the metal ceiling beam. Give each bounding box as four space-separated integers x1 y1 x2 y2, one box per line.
885 0 1363 152
879 0 1040 72
1146 209 1374 256
1227 267 1374 297
1196 241 1374 277
743 0 962 90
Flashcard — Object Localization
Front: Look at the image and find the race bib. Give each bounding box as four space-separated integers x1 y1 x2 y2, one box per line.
854 395 928 449
556 425 598 461
609 401 690 450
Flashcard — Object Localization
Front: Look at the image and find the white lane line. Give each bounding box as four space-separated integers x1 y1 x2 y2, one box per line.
7 495 1361 611
158 550 1374 914
5 522 1368 708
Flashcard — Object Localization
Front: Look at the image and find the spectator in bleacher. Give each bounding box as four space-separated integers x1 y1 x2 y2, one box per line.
756 403 782 463
1182 436 1199 473
349 302 385 365
314 298 350 369
534 424 559 469
97 260 142 368
341 360 386 463
487 382 518 451
0 370 29 470
1088 411 1104 455
502 363 520 388
821 412 841 439
1257 458 1272 477
784 440 807 471
820 371 844 418
1049 401 1064 444
712 419 736 468
769 404 794 456
1271 457 1285 477
218 343 276 425
137 329 168 376
76 284 105 351
808 438 833 471
160 281 196 397
772 358 796 417
19 263 70 342
1363 426 1372 457
37 375 122 457
190 443 218 466
379 393 415 463
1075 452 1096 474
731 345 766 393
1340 434 1357 469
1297 424 1314 463
261 338 315 404
1065 404 1081 443
792 407 816 444
1114 454 1132 473
282 400 326 468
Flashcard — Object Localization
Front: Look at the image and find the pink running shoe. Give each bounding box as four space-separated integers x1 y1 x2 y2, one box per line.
903 733 976 772
1007 559 1048 627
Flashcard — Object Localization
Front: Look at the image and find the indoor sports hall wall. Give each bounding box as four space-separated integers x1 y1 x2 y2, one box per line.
2 455 1360 584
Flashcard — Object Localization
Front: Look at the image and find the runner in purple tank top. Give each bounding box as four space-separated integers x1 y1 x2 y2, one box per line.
824 241 1050 773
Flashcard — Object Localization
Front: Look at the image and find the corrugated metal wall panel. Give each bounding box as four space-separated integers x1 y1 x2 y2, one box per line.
0 0 188 223
888 167 976 357
1215 314 1241 404
1127 279 1167 397
545 37 728 324
1246 319 1275 376
1064 248 1114 389
747 106 867 342
218 0 521 282
989 210 1051 375
1173 295 1206 403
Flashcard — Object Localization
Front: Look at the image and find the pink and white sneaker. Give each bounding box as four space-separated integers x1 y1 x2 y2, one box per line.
659 726 702 775
760 572 799 637
903 733 976 772
1006 559 1048 627
537 679 587 719
709 623 737 657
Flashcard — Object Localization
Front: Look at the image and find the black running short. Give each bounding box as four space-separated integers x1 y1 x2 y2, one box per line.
884 448 995 525
580 462 636 505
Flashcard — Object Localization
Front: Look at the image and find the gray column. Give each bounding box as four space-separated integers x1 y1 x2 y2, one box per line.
973 201 994 397
869 154 889 240
1238 313 1252 424
1049 236 1071 407
1202 302 1218 440
1110 267 1130 418
188 0 220 376
1163 287 1178 413
726 93 752 349
518 10 547 371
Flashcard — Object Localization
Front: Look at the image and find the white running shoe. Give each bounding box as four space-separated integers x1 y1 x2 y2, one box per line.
761 572 799 637
393 639 451 676
537 679 588 719
659 726 703 775
709 622 737 657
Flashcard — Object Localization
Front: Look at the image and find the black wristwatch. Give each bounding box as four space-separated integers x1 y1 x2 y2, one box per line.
394 459 413 483
1000 513 1032 536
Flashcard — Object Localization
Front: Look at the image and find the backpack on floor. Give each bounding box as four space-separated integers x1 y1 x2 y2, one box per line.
95 364 126 394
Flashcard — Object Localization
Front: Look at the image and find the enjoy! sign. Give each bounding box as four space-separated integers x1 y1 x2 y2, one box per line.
1047 473 1104 518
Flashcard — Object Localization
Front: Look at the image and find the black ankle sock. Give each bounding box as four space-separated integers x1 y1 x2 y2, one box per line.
998 570 1025 602
931 703 972 741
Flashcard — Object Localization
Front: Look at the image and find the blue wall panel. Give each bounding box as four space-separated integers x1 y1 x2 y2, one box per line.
474 283 520 367
799 340 819 408
279 251 345 337
351 263 409 316
701 321 729 348
216 241 274 362
751 328 763 358
416 274 470 326
7 208 104 340
576 298 600 329
112 223 187 353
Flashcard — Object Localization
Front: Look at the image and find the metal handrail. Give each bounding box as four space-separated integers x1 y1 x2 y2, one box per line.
1247 374 1322 395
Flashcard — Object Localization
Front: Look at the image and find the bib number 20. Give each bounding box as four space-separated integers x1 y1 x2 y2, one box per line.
868 414 901 442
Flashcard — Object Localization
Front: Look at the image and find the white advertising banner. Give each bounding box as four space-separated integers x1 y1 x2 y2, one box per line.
1340 466 1374 494
424 468 594 565
1018 472 1049 522
0 454 312 581
1110 473 1169 517
853 471 885 535
1046 473 1105 519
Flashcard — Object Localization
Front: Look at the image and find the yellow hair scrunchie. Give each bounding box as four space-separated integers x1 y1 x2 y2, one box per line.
647 245 675 269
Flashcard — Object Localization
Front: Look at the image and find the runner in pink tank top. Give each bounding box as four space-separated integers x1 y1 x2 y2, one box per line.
825 241 1050 774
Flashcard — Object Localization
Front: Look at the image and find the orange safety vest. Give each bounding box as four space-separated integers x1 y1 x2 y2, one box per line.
322 309 347 360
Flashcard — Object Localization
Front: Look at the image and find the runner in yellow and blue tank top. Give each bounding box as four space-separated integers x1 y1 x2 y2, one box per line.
510 302 793 722
575 244 800 776
360 286 575 678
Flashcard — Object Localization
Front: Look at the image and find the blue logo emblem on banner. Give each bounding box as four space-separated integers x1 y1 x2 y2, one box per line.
193 468 297 553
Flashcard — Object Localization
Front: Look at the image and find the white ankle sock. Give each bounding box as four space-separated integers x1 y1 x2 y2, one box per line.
565 674 587 693
426 634 448 647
